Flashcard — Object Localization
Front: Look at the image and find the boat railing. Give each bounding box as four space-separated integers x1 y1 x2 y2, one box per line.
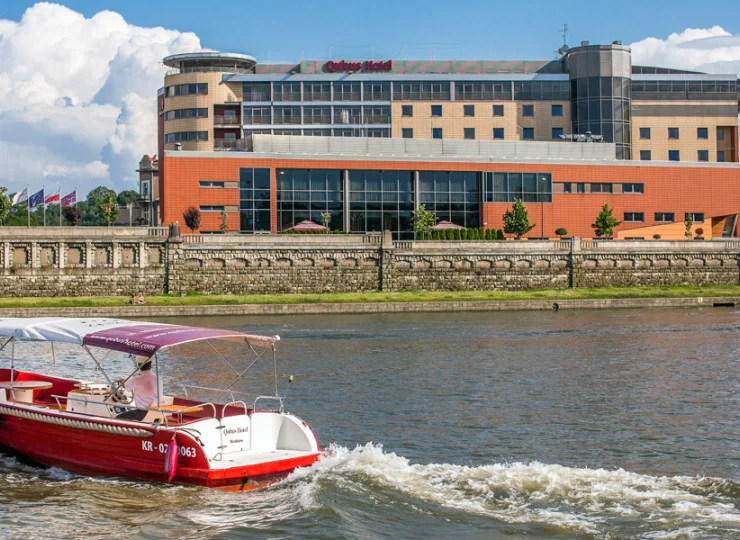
175 383 254 405
223 400 248 414
50 394 171 426
253 395 284 412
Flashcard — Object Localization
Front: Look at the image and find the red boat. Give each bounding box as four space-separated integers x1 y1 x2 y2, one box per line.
0 318 321 490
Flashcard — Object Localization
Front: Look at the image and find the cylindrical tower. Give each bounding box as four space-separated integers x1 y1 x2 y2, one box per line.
565 42 632 159
162 52 256 152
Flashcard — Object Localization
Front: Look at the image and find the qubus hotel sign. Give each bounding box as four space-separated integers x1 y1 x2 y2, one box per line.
324 60 393 73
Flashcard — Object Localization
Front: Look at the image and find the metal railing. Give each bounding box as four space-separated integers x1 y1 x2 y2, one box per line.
214 115 241 125
166 66 254 76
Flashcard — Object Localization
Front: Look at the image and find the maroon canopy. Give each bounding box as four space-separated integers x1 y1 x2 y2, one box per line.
83 324 278 356
432 220 464 230
284 220 327 232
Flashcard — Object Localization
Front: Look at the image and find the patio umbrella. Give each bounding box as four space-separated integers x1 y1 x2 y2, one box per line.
432 220 464 230
284 220 328 232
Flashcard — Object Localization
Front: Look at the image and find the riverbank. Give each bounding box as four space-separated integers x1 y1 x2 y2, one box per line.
1 285 738 317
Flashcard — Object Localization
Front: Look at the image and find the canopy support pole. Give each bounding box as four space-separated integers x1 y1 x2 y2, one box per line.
83 345 113 384
10 339 14 386
51 341 56 365
272 345 278 397
155 353 161 407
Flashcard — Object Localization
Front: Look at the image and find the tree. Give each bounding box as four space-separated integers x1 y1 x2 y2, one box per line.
98 192 119 226
411 204 436 239
320 211 332 233
0 187 11 225
182 206 201 232
502 198 535 239
591 204 621 238
219 210 229 233
63 205 81 226
117 190 139 207
85 186 117 226
555 227 568 238
684 213 694 239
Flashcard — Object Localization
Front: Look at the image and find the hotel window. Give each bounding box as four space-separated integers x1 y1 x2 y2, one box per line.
685 212 704 223
273 82 301 101
456 82 511 100
717 128 725 141
640 150 651 161
304 129 331 136
432 128 443 139
639 127 651 139
431 105 442 117
590 183 612 193
655 212 675 223
624 212 644 222
334 106 361 125
303 106 331 125
401 105 413 117
167 83 207 97
240 168 272 233
243 106 271 125
349 170 414 238
278 168 342 233
242 82 270 101
364 106 390 124
200 181 225 188
200 205 224 212
464 104 475 117
164 108 208 120
668 127 679 139
522 104 534 117
334 81 361 101
668 150 680 161
551 104 563 117
717 151 726 162
577 183 585 193
698 150 709 162
563 182 572 193
303 82 331 101
393 81 451 101
697 127 709 139
622 183 644 194
402 128 413 139
364 82 391 101
522 127 534 140
552 127 563 139
141 181 150 196
484 172 552 203
274 107 301 125
165 131 208 143
493 104 504 117
464 128 475 140
421 171 481 228
493 127 504 140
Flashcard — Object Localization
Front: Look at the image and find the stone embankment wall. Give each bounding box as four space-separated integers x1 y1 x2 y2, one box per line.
0 227 738 297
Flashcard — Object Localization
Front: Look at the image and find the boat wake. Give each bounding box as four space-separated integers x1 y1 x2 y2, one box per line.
283 443 740 537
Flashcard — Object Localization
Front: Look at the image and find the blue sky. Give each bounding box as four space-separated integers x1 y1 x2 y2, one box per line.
2 0 740 62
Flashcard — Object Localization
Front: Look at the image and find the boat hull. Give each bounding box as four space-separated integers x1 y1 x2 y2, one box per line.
0 403 320 490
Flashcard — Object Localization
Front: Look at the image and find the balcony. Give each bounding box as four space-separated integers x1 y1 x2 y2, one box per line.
214 115 241 126
214 139 248 151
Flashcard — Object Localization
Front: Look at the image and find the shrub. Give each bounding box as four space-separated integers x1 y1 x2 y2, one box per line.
695 228 704 237
485 228 492 240
555 227 568 237
496 229 505 240
182 206 201 233
653 234 661 240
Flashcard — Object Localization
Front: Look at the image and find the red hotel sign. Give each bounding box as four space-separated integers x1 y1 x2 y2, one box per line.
324 60 392 73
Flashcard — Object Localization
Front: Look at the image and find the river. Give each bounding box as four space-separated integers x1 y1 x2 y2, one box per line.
1 307 739 538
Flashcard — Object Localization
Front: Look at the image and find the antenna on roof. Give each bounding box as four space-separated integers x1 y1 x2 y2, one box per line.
562 24 568 46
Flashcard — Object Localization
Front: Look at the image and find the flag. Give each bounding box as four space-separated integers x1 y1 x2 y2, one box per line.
45 189 60 205
61 190 77 207
29 188 44 209
11 187 28 205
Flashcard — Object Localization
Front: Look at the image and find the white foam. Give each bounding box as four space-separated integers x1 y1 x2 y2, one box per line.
282 443 740 536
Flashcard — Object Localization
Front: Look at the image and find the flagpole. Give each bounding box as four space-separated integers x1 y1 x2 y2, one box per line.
26 184 30 227
43 185 46 227
59 184 62 227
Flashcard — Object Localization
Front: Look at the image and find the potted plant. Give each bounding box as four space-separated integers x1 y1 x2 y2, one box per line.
694 228 704 240
652 234 661 240
555 227 568 238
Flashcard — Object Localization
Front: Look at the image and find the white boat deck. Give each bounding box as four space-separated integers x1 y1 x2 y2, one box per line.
209 449 316 470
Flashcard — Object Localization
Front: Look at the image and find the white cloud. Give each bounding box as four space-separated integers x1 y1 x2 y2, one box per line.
630 26 740 75
0 2 203 195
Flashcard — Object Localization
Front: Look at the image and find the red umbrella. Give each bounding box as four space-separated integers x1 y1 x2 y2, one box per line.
432 220 464 230
284 220 328 232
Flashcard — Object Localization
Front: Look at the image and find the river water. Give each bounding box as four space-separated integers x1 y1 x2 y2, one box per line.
1 308 739 539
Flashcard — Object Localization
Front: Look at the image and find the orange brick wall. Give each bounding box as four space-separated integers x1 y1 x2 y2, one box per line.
163 154 740 237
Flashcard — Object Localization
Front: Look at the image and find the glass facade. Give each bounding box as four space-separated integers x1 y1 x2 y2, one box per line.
632 79 737 100
420 171 480 228
277 169 343 231
571 77 632 159
239 168 271 233
349 170 414 238
484 172 552 203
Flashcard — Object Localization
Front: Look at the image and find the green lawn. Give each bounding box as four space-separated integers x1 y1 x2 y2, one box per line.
1 285 740 308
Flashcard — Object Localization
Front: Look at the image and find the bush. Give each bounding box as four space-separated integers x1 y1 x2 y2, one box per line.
653 234 661 240
555 227 568 237
695 228 704 236
496 229 505 240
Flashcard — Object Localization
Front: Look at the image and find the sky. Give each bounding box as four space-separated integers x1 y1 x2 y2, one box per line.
0 1 739 195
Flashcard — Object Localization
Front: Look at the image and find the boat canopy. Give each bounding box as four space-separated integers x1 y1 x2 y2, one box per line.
0 318 279 357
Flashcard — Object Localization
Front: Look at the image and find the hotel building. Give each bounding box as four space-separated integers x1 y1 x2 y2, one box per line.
156 42 740 239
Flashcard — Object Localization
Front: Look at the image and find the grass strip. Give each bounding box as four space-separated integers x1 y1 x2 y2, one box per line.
1 285 739 308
